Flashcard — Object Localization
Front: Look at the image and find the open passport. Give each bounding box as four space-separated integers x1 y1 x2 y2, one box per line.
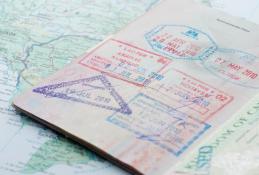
13 0 259 174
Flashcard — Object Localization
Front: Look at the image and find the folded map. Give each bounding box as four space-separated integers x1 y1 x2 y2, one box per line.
13 0 259 174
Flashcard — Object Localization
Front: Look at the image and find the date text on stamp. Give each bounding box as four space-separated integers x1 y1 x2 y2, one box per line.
145 25 217 60
203 49 259 89
79 39 170 87
33 75 132 114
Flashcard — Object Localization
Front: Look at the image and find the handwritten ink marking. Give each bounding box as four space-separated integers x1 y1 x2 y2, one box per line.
146 68 233 121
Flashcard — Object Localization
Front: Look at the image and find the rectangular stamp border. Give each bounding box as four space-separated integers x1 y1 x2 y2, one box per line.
158 68 234 122
107 93 211 157
78 39 171 87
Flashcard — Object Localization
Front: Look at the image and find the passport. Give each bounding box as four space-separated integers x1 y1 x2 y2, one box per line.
13 0 259 174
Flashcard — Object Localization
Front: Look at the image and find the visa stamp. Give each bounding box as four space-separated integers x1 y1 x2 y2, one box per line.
32 75 132 115
107 93 211 156
147 68 233 121
145 25 217 60
79 39 170 87
203 49 259 89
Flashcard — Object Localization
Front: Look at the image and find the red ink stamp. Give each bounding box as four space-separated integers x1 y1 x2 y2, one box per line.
204 49 259 89
79 39 170 87
147 68 233 121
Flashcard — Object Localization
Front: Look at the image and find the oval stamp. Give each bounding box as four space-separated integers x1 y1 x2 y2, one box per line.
145 25 217 60
203 49 259 89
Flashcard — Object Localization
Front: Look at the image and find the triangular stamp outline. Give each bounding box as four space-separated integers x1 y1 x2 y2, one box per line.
32 75 132 115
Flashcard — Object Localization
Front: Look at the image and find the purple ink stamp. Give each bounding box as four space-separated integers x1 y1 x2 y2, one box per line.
33 75 132 115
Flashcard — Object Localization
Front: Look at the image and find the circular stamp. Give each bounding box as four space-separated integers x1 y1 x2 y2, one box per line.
203 49 259 89
145 25 217 60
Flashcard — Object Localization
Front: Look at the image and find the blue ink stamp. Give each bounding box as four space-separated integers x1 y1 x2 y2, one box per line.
33 75 132 115
145 25 217 60
196 146 213 173
184 29 199 39
107 93 210 156
202 48 259 89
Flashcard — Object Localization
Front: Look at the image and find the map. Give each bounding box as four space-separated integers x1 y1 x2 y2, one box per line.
195 0 212 6
1 0 258 174
0 0 160 174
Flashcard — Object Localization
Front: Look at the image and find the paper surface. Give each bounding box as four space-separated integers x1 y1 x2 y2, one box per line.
0 0 159 174
13 0 259 174
197 0 259 24
171 93 259 175
212 0 259 24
